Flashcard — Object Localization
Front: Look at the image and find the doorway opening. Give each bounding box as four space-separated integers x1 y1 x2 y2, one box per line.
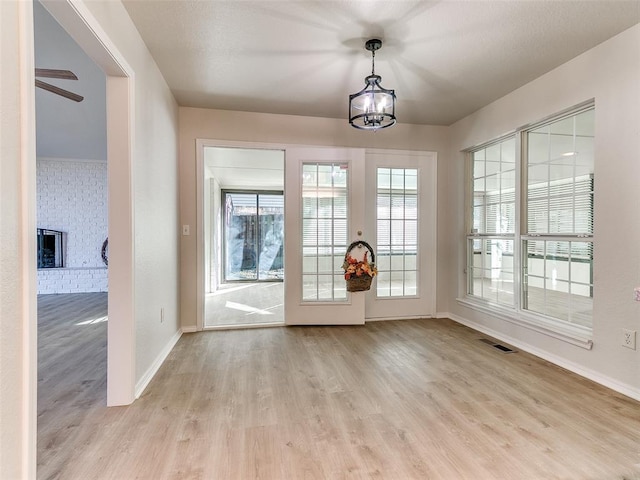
204 147 285 328
33 0 112 474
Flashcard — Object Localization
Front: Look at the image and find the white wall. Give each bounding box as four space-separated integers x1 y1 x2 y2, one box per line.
37 158 108 293
446 25 640 399
179 108 451 330
78 1 181 384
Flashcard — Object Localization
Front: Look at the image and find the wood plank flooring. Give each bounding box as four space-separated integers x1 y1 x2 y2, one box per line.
38 294 640 479
37 293 108 479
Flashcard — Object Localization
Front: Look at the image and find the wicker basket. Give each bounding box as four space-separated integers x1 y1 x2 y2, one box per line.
343 240 376 292
346 274 373 292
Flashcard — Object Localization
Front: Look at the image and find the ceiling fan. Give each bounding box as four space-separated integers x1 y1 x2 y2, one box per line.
35 68 84 102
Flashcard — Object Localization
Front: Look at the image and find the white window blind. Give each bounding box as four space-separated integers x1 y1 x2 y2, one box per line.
527 175 593 236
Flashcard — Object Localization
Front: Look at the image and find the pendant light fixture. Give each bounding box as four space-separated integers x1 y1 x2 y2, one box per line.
348 38 396 131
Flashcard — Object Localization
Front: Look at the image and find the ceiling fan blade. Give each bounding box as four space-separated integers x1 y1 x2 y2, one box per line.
35 79 84 102
35 68 78 80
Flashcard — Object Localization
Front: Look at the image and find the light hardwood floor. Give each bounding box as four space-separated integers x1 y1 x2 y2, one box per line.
37 293 108 478
38 294 640 479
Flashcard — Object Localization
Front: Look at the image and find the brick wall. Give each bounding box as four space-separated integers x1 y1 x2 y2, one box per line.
37 158 108 294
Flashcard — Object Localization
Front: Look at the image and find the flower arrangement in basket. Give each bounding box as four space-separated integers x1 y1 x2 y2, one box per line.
342 240 377 292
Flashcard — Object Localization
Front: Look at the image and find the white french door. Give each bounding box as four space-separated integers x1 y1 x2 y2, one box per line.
284 147 367 325
284 147 437 325
363 149 437 320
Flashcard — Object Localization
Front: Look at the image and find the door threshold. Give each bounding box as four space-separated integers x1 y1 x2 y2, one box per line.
203 321 285 331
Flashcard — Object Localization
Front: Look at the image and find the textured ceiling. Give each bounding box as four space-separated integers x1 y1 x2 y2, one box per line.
122 0 640 126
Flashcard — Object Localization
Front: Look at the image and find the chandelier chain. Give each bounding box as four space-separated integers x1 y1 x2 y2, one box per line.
371 49 376 76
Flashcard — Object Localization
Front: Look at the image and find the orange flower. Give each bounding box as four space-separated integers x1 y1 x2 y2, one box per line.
343 253 377 280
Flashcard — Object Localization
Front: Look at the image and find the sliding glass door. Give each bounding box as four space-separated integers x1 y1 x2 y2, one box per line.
223 191 284 282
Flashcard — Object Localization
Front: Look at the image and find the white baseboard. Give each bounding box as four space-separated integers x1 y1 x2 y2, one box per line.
443 311 640 402
182 326 197 333
135 328 182 398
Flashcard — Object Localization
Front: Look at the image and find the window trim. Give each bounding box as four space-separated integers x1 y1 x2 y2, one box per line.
456 296 593 349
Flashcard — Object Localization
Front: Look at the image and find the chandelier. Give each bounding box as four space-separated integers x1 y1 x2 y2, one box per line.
348 38 396 131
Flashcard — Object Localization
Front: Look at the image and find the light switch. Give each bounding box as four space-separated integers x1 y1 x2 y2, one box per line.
182 225 190 236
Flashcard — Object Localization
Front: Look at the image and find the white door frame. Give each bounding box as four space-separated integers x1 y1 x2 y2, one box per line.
37 0 136 408
195 139 289 331
15 2 38 475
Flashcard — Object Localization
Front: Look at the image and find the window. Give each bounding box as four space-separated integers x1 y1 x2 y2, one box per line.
523 108 594 326
466 104 594 333
301 163 348 301
467 137 516 307
376 168 419 297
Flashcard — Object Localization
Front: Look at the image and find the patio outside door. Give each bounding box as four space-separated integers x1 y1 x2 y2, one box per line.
284 147 437 325
223 191 284 282
284 147 366 325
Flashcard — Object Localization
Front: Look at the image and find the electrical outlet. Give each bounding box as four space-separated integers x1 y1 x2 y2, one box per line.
622 329 636 350
160 307 165 323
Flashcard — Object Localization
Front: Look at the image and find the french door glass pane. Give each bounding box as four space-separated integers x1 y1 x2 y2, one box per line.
404 271 417 296
301 163 348 301
376 167 419 298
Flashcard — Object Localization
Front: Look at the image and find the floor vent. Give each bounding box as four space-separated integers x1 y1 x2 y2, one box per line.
479 338 517 353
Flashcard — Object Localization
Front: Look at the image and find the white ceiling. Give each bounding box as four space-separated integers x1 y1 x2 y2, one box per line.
34 1 107 161
122 0 640 126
